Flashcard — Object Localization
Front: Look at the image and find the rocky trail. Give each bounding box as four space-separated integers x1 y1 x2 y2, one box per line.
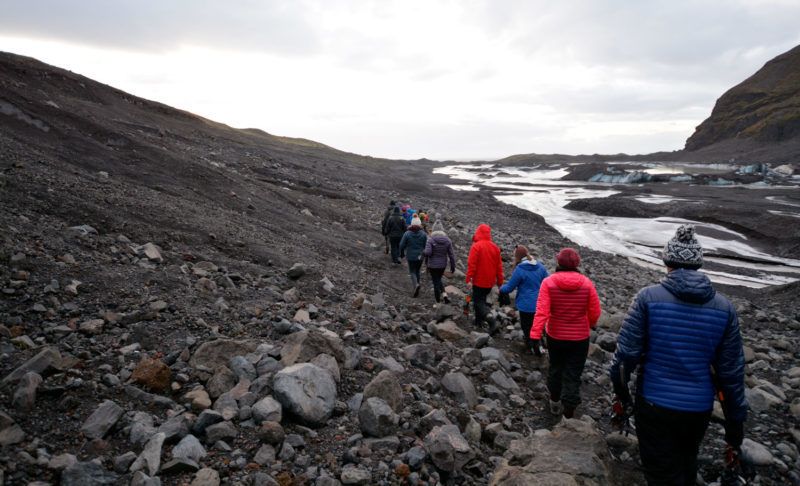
1 51 800 486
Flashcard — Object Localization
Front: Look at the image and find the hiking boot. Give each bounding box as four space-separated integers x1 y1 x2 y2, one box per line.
549 399 562 416
488 320 500 336
562 407 575 419
442 293 450 304
413 284 420 298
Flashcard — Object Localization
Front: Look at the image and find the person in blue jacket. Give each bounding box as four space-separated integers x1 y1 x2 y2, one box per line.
399 216 428 297
499 245 549 354
610 225 747 486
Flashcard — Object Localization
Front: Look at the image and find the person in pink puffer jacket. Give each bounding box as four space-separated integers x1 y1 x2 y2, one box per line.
530 248 601 419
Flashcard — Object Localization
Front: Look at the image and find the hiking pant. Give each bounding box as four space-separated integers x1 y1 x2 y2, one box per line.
430 268 446 302
407 260 422 285
472 285 495 328
545 334 589 411
519 311 535 347
389 236 402 263
635 400 711 486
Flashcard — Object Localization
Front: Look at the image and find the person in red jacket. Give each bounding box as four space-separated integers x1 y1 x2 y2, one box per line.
466 224 504 335
530 247 601 418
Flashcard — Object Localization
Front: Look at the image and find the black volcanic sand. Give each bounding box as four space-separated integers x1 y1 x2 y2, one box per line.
1 51 799 485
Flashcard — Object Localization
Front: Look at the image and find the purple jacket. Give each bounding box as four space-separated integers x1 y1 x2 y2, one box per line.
424 233 456 272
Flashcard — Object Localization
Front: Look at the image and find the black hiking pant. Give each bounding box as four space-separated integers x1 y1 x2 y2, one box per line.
519 311 535 347
545 334 589 411
389 236 402 263
430 268 445 302
407 260 422 285
472 285 495 328
635 400 711 486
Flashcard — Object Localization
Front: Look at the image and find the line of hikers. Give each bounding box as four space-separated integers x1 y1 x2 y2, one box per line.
380 200 747 485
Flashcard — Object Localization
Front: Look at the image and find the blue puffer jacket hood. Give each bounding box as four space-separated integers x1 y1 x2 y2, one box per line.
661 268 715 304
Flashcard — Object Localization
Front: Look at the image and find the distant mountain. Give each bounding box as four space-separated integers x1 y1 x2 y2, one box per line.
685 44 800 151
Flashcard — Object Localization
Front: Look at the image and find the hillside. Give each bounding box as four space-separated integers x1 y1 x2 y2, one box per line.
1 52 799 486
685 44 800 159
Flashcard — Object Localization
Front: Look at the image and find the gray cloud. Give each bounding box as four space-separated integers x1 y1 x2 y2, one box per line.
0 0 321 54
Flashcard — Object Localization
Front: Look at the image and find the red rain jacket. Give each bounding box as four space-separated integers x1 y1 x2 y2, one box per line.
465 224 503 288
530 270 601 341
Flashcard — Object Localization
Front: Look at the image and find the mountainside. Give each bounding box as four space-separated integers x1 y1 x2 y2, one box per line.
685 44 800 153
1 52 799 486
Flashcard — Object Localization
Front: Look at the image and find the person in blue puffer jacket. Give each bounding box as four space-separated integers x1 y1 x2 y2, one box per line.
500 245 549 353
610 225 747 486
399 216 428 298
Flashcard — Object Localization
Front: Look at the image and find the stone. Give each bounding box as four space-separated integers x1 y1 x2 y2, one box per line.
81 399 124 440
363 370 403 412
312 353 341 382
137 243 163 262
161 457 200 474
113 452 138 473
287 263 307 279
212 392 239 420
132 358 171 391
479 347 511 370
172 434 207 463
372 355 405 373
441 372 478 408
254 444 276 465
433 320 470 342
280 329 345 366
129 412 157 446
489 418 613 486
158 413 191 443
207 366 236 398
48 453 78 470
192 467 221 486
62 459 119 485
0 424 25 445
489 370 520 392
273 363 337 427
424 424 475 472
229 356 257 382
189 339 258 371
205 421 237 444
12 371 42 412
185 389 212 412
259 421 285 445
595 332 618 352
3 347 61 383
340 466 372 485
402 344 437 368
359 397 398 437
192 410 224 435
406 445 427 471
741 438 774 466
79 319 105 334
294 309 311 323
252 396 283 423
130 432 166 476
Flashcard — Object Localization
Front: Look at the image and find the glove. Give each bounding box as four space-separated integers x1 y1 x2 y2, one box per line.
498 291 511 306
529 339 542 356
611 395 633 434
721 445 753 486
724 420 744 448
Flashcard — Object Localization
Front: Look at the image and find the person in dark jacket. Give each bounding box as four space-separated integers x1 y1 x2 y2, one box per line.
380 200 396 254
399 216 428 297
423 220 456 303
383 206 407 264
466 224 504 334
531 247 601 418
500 245 549 352
610 225 747 486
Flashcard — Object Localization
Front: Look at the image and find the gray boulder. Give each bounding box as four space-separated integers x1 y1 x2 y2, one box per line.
273 363 337 427
280 330 345 366
363 370 403 412
252 396 283 423
424 424 475 472
441 372 478 408
81 399 124 440
358 397 398 437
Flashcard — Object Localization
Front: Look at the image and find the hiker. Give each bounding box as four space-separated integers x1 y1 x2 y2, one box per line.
417 209 429 233
609 225 746 486
465 224 503 334
399 216 428 297
380 200 396 254
499 245 549 353
423 220 456 303
383 206 407 264
402 205 417 225
530 247 601 419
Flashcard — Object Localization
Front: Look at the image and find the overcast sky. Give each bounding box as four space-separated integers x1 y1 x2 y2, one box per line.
2 1 799 160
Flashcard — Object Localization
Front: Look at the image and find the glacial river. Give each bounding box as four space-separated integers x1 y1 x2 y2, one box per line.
434 164 800 288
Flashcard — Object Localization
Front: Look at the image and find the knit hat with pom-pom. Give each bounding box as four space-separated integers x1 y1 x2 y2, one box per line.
662 224 703 269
